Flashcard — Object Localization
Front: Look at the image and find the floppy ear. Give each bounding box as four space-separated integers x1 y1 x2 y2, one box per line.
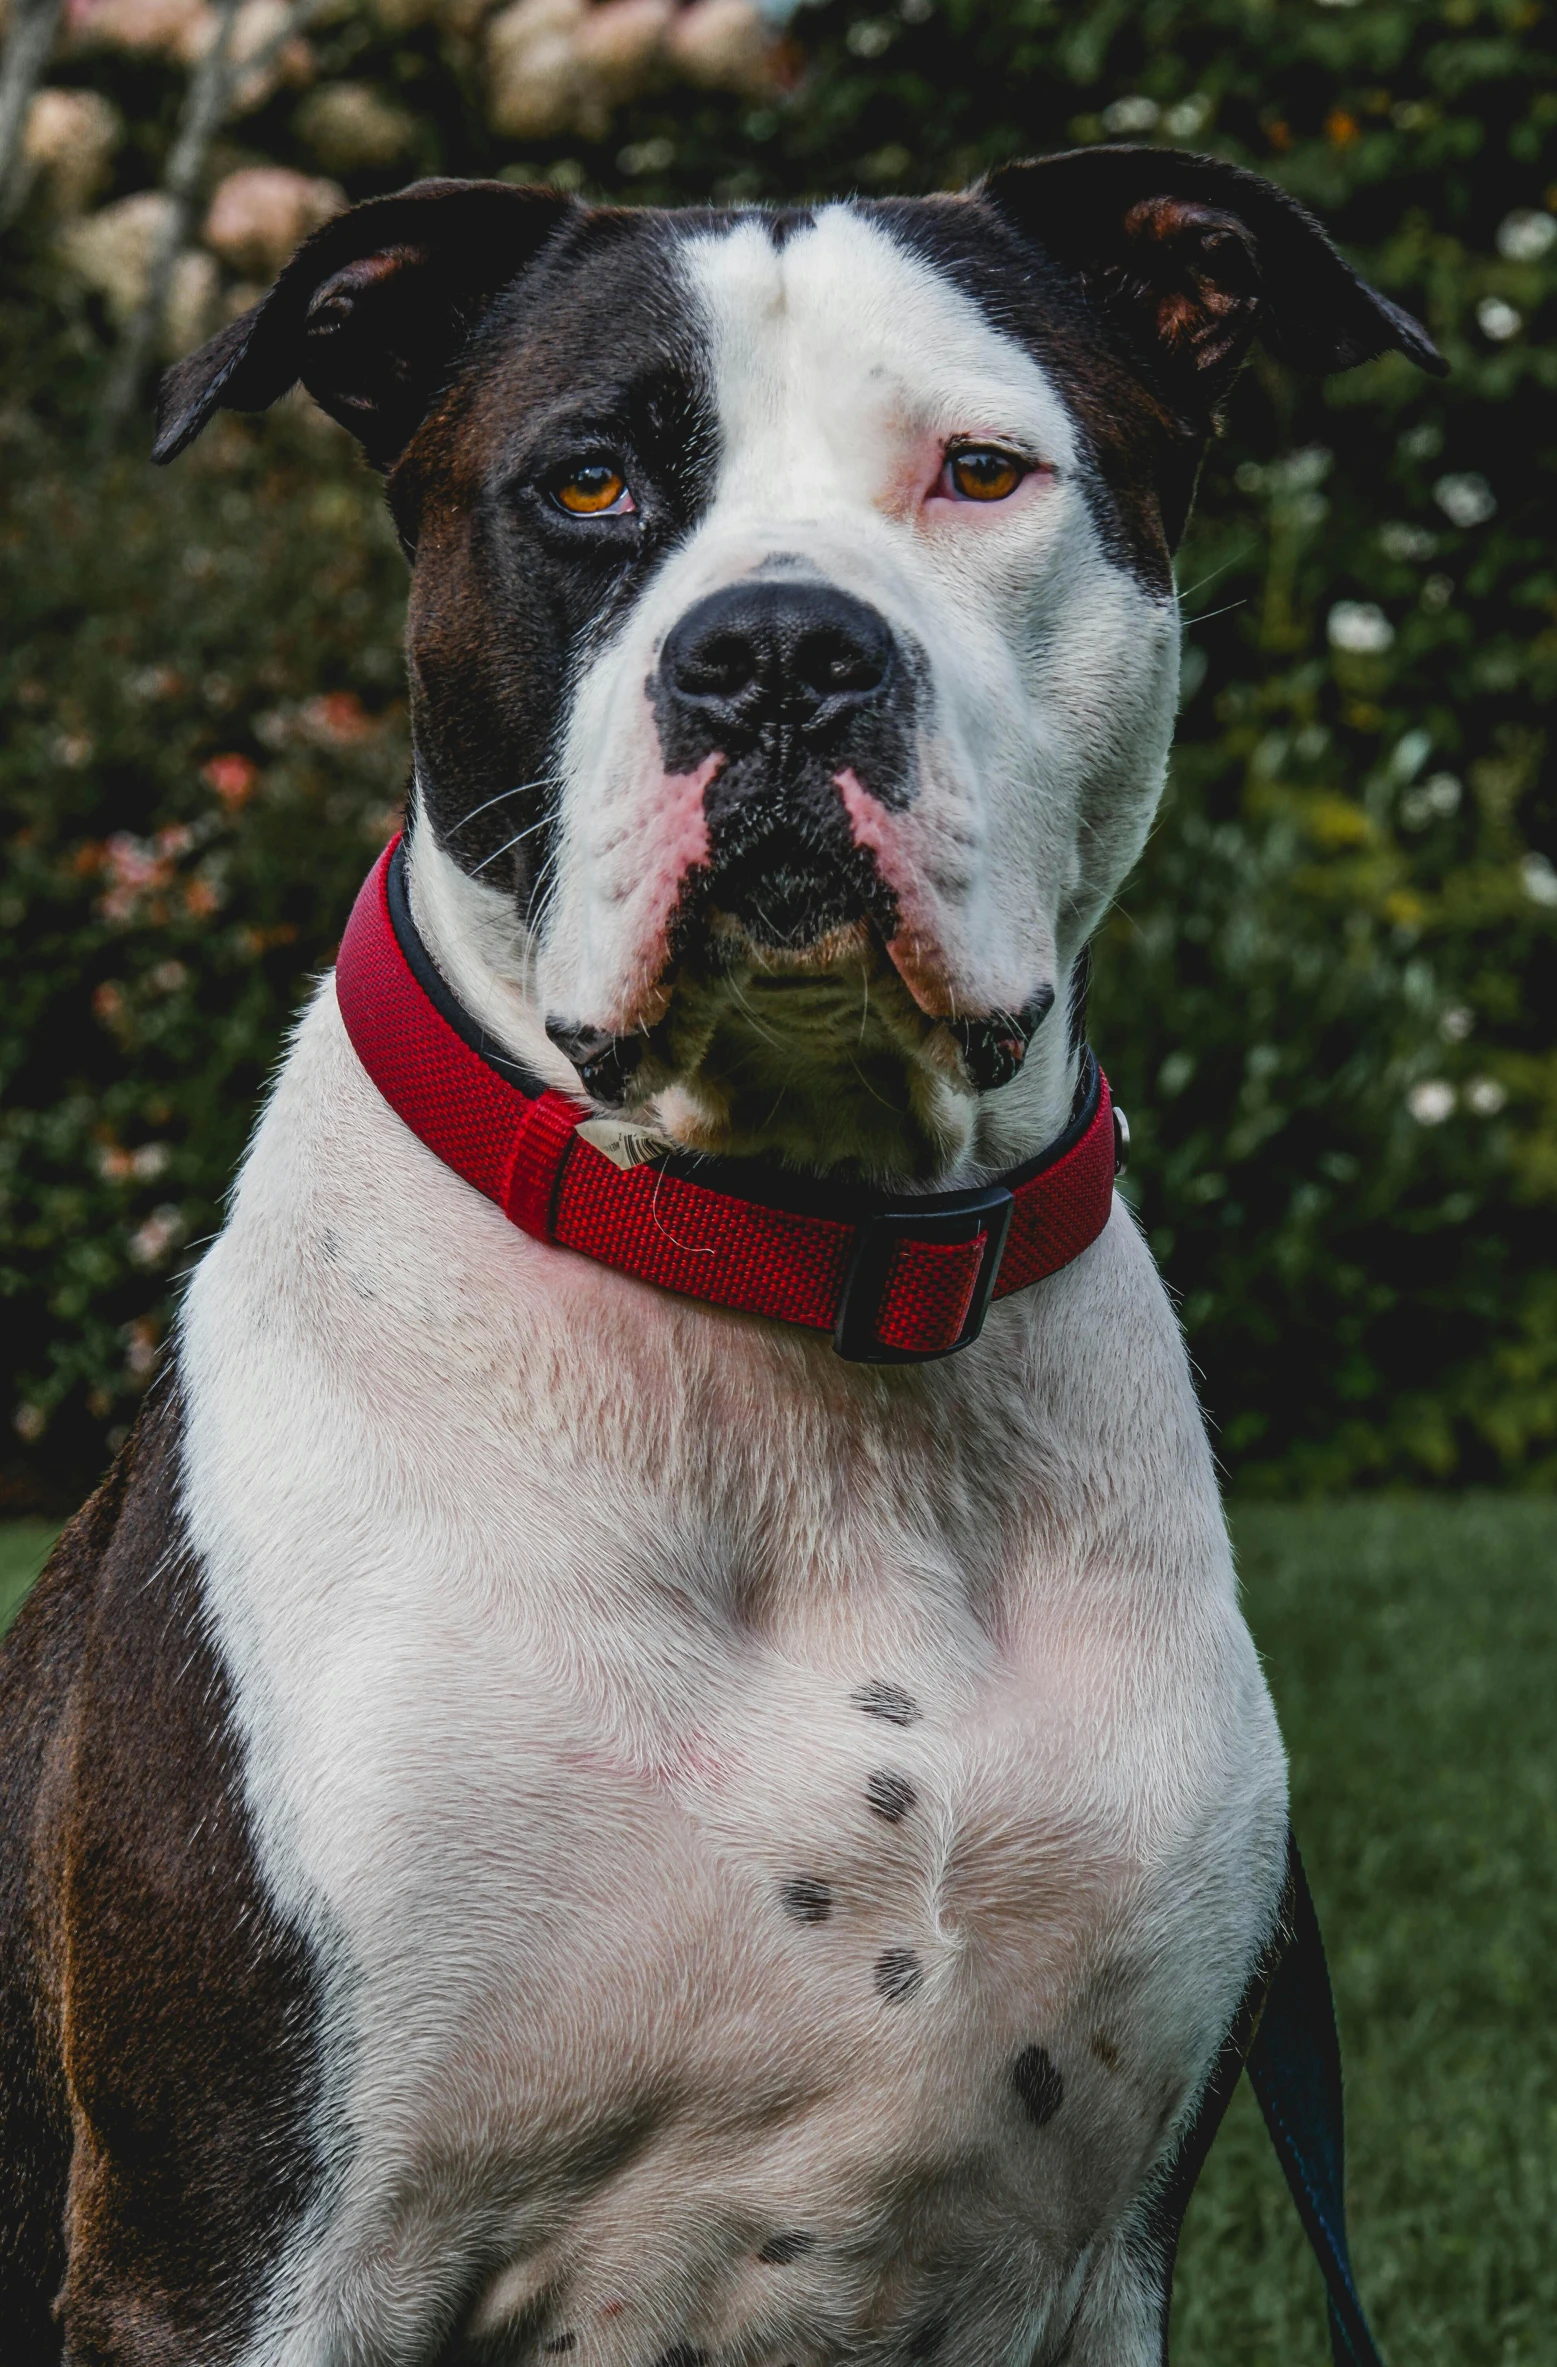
153 178 573 470
985 146 1446 429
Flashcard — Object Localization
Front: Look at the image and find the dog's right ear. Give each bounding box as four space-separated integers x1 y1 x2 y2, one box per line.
984 146 1446 427
153 178 573 471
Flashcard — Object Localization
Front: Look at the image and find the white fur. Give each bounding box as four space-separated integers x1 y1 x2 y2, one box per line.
173 210 1285 2366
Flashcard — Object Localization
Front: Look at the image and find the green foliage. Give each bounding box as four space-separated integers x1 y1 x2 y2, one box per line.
0 1521 57 1638
0 278 409 1503
3 0 1556 1504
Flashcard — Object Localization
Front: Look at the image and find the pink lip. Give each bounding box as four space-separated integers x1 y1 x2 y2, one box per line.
656 753 719 887
834 765 957 1018
606 751 721 1029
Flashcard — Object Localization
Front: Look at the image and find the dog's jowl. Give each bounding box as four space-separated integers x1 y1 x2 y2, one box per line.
0 152 1442 2366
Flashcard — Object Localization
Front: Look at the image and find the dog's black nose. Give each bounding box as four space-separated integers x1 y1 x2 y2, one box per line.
660 581 893 750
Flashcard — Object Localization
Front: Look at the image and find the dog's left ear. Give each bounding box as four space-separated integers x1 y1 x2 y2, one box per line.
153 178 574 470
985 145 1446 429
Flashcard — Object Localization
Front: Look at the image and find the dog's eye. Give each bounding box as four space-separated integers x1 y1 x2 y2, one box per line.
552 464 636 517
943 447 1026 502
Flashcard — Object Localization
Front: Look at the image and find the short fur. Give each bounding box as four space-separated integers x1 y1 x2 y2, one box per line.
2 154 1441 2364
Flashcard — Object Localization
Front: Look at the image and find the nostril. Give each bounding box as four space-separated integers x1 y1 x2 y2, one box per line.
677 630 758 700
796 626 888 699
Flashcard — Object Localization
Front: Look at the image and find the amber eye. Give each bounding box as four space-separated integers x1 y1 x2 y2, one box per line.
553 463 634 516
946 447 1026 503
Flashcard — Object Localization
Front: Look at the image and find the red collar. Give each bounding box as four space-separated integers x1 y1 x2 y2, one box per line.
334 837 1121 1363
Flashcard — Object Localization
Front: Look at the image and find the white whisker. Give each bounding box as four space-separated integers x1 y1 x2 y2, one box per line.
446 779 556 835
471 815 555 875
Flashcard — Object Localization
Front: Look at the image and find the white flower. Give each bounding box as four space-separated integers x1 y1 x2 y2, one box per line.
1408 1081 1455 1125
203 167 345 279
1327 601 1395 654
1434 472 1497 527
1399 774 1460 828
1496 210 1557 262
1162 94 1210 138
1276 445 1333 491
1521 853 1557 907
1102 95 1160 133
1439 1005 1474 1042
617 135 675 173
1476 296 1522 342
1389 727 1434 782
127 1204 186 1268
1379 521 1436 561
1465 1078 1507 1116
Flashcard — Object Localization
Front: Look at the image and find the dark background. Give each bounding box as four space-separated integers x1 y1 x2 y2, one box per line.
2 0 1555 1510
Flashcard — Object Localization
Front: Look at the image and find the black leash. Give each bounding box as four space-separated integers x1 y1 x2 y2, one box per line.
1150 1828 1385 2365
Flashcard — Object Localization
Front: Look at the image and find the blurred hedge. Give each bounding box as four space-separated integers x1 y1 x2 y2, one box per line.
2 0 1556 1509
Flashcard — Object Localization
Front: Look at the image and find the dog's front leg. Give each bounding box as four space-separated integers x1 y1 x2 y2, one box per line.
8 1386 326 2367
1053 2216 1171 2367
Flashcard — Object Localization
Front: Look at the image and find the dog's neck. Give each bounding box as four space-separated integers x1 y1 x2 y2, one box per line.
403 816 1087 1192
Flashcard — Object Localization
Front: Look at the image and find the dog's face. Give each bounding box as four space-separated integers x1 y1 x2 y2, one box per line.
407 201 1185 1177
159 157 1440 1179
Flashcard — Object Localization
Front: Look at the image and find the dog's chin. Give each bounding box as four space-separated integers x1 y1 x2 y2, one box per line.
602 913 978 1182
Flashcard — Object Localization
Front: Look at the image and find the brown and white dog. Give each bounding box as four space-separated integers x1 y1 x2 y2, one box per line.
0 152 1441 2367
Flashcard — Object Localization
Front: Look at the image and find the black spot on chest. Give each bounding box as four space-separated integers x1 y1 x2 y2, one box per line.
757 2229 816 2265
865 1769 917 1824
779 1876 833 1924
1012 2043 1064 2127
852 1680 919 1727
874 1947 925 2001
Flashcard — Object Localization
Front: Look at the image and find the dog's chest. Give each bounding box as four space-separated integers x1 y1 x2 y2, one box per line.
272 1512 1225 2366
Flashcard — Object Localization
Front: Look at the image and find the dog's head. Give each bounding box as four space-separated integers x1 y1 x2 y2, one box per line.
158 157 1441 1182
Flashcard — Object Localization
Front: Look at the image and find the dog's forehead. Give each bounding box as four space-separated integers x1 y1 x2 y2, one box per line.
432 197 1173 595
675 207 1082 472
459 201 1090 468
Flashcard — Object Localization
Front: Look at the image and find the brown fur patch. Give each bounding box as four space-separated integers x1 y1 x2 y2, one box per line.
0 1377 325 2363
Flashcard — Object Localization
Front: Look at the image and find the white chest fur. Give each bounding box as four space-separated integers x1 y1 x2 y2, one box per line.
178 987 1286 2367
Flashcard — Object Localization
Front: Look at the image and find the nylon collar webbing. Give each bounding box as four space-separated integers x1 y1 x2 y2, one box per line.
334 836 1120 1362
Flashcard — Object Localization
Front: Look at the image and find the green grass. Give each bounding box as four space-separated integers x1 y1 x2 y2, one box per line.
1 1496 1552 2361
1173 1498 1557 2367
0 1519 58 1639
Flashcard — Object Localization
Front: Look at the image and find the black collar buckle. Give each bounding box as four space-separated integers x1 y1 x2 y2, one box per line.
833 1187 1015 1365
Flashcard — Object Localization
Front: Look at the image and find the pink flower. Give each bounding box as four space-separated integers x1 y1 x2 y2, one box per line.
202 752 259 807
299 690 377 747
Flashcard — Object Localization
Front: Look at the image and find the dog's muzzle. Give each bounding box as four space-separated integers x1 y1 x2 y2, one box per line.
653 578 911 950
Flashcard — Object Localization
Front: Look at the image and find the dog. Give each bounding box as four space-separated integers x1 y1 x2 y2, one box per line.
0 148 1441 2366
